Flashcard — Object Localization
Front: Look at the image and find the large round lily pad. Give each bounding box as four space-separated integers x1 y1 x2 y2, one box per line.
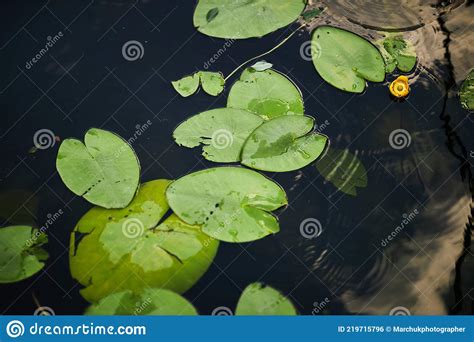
311 26 385 93
57 128 140 209
193 0 306 39
173 108 264 162
235 282 297 315
0 225 48 283
227 68 304 120
85 289 197 315
166 167 287 243
70 179 219 302
241 115 328 172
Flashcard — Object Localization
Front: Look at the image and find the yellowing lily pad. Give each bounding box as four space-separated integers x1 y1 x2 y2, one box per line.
311 26 386 93
56 128 140 209
235 282 297 315
0 225 48 283
166 167 287 243
227 68 304 120
241 115 328 172
193 0 306 39
85 289 197 315
173 108 264 162
70 179 218 302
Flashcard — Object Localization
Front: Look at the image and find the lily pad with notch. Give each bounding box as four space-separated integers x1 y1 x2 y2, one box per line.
0 225 48 283
193 0 307 39
56 128 140 209
227 68 305 120
235 282 297 315
173 108 264 163
172 71 225 97
166 167 287 243
85 288 197 315
70 179 219 302
311 26 386 93
241 115 328 172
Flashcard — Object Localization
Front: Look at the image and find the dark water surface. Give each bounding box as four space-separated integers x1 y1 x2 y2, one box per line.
0 0 472 315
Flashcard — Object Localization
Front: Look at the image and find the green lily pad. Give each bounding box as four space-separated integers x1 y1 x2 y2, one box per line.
193 0 306 39
241 115 328 172
70 179 219 302
199 71 225 96
0 225 48 283
227 68 304 120
166 167 287 243
302 7 324 21
311 26 386 93
85 289 197 315
235 282 297 315
378 36 417 73
56 128 140 209
173 108 264 163
315 148 368 196
172 73 200 97
459 69 474 111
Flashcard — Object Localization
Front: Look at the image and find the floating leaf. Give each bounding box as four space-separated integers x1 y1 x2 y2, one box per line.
227 68 304 120
250 60 273 72
241 115 328 172
315 148 368 196
70 180 218 302
85 289 197 315
302 7 324 21
459 69 474 110
0 226 48 283
172 73 200 97
166 167 287 243
56 128 140 209
199 71 225 96
173 108 264 162
378 36 417 73
193 0 306 39
235 283 297 315
311 26 385 93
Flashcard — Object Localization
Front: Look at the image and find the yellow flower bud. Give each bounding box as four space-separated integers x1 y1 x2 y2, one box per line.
389 76 410 98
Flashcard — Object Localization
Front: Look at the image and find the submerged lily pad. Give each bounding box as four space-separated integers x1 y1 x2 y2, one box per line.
0 226 48 283
235 282 297 315
250 60 273 72
459 69 474 110
56 128 140 209
70 179 219 302
378 36 417 73
241 115 328 172
227 68 304 120
166 167 287 243
173 108 264 162
172 73 200 97
193 0 306 39
85 289 197 315
315 148 367 196
311 26 385 93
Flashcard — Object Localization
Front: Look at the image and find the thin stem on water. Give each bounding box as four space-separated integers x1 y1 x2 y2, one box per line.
224 23 307 82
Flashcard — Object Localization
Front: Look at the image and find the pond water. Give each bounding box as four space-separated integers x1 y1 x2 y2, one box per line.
0 0 472 315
